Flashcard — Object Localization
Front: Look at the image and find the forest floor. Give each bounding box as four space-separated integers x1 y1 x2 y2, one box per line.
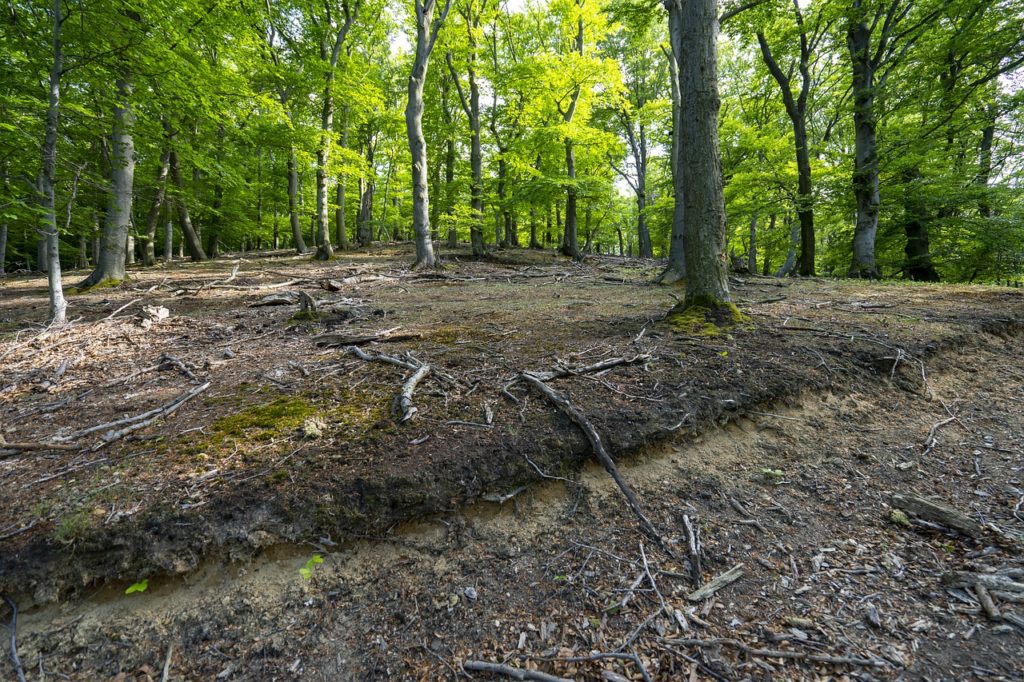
1 244 1023 681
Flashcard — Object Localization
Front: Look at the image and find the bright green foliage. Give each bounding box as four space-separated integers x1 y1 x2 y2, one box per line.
0 0 1020 281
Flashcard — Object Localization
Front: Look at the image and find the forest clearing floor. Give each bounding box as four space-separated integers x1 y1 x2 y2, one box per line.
1 245 1024 680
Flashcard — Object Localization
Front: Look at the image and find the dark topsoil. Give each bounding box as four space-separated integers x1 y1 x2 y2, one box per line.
1 246 1023 680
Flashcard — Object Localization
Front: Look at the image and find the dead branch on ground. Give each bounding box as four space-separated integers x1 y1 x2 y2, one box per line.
658 636 887 668
519 372 664 546
462 660 569 682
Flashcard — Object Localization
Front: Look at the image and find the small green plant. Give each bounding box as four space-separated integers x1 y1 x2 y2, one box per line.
299 554 324 580
761 468 785 481
125 579 148 594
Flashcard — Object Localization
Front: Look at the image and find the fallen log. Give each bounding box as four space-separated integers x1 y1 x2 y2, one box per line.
890 493 983 538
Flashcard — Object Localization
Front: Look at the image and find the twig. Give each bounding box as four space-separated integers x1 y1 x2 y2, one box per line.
2 596 27 682
519 372 663 546
91 382 211 451
922 415 958 456
542 652 652 682
523 454 575 484
101 298 141 322
659 637 887 668
160 643 173 682
462 660 569 682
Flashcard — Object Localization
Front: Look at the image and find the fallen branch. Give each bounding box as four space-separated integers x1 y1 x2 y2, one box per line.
687 564 744 601
0 441 80 455
91 382 211 451
525 355 651 383
314 327 422 347
2 595 26 682
682 514 702 587
890 493 983 538
922 415 958 456
395 364 430 423
463 661 569 682
519 372 662 544
659 637 886 668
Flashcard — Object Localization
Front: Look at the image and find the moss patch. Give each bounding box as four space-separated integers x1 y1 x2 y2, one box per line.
68 278 125 295
212 397 319 441
667 300 748 336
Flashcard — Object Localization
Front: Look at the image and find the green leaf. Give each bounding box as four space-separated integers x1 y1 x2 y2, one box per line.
125 579 148 594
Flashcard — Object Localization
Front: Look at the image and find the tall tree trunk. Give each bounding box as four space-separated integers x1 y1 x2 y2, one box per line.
747 212 757 275
529 205 540 249
1 166 8 275
315 81 335 259
164 212 173 264
559 15 584 260
757 31 816 276
41 0 67 322
847 14 881 278
168 148 206 261
142 149 170 266
288 146 308 253
445 135 457 248
407 0 449 268
660 3 686 283
672 0 731 310
561 139 579 258
976 109 996 219
80 75 135 288
775 215 799 277
357 170 375 247
206 181 223 257
900 169 939 281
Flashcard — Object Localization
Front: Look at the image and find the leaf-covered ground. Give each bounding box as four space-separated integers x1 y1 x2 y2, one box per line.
1 245 1022 680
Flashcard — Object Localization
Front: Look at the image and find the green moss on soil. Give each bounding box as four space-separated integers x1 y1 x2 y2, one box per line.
667 300 748 336
213 397 319 441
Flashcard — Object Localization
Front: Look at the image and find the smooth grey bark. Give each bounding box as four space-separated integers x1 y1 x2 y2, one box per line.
314 3 360 260
559 13 584 260
672 0 731 309
775 215 799 277
446 2 489 256
407 0 451 268
616 106 653 258
1 166 8 274
757 25 817 276
80 75 135 288
287 145 308 253
164 214 173 264
659 5 686 282
41 0 67 321
336 106 349 249
443 81 457 249
846 10 880 278
747 211 758 274
357 153 375 246
168 147 207 261
142 148 170 265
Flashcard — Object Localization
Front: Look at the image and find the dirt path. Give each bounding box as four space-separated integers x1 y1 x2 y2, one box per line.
2 248 1023 679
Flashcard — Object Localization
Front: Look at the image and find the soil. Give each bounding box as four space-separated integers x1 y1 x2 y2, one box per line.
1 245 1023 680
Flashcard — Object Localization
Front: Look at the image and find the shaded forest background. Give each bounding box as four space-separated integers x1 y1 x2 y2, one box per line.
1 0 1022 288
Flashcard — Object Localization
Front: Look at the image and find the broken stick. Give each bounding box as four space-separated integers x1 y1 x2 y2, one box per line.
686 563 744 601
396 364 430 423
462 661 570 682
519 372 663 544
